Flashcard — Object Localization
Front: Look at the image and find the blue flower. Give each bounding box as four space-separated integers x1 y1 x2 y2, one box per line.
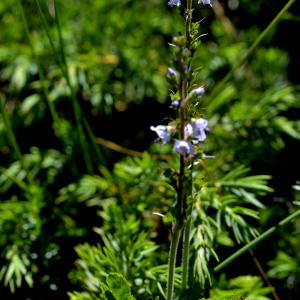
150 125 171 145
173 141 194 155
192 118 209 142
192 86 205 97
172 99 180 106
198 0 213 7
168 67 177 78
168 0 181 7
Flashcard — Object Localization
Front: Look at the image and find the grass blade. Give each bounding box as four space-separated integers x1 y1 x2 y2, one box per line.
213 208 300 273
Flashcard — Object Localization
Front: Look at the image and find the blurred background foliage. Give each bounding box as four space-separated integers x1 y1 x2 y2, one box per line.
0 0 299 299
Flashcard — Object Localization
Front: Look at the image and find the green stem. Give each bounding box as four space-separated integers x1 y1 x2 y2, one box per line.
185 0 192 46
0 96 33 185
213 208 300 274
181 205 192 291
33 0 93 174
82 117 109 168
16 0 60 126
0 166 28 192
166 220 182 300
181 0 193 291
203 0 296 107
53 0 67 66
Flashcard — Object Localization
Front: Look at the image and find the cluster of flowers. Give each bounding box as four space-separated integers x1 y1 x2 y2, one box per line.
168 0 212 7
151 112 209 156
150 0 214 158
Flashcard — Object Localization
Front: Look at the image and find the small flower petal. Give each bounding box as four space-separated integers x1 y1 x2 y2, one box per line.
168 67 177 78
198 0 213 7
168 0 181 6
192 87 205 97
172 99 180 106
192 118 209 142
173 141 194 155
151 125 171 145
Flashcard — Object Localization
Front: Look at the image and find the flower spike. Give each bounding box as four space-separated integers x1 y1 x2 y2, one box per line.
198 0 213 7
168 0 181 7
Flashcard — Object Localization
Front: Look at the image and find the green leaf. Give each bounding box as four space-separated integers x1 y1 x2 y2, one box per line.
239 188 266 209
104 290 117 300
106 273 135 300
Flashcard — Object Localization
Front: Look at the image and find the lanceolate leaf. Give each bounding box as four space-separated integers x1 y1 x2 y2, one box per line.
106 273 135 300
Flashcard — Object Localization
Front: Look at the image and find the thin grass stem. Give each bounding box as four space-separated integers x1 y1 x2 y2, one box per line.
16 0 60 126
213 208 300 273
0 96 33 185
33 0 93 174
166 220 182 300
0 166 28 192
203 0 296 107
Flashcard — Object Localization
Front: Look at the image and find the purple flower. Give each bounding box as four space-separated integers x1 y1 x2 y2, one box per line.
168 67 177 78
198 0 213 7
150 125 171 145
168 0 181 7
184 48 189 54
183 65 188 72
192 118 209 141
172 99 180 106
173 141 194 155
192 87 205 97
172 57 178 63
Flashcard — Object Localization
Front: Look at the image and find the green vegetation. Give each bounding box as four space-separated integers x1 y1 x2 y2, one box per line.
0 0 299 299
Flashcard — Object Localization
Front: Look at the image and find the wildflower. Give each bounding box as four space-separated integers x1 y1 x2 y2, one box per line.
198 0 213 7
173 141 194 155
168 0 181 7
168 67 177 78
192 118 209 141
191 86 205 97
183 65 188 72
172 99 180 106
150 125 171 145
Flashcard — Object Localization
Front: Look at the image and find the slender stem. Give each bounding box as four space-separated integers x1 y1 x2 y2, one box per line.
82 118 109 169
200 158 280 299
178 75 186 213
203 0 296 107
185 0 192 46
213 208 300 273
181 205 192 291
181 0 193 290
0 96 33 185
33 0 93 174
16 0 60 127
166 220 182 300
248 248 281 300
0 166 28 192
53 0 67 66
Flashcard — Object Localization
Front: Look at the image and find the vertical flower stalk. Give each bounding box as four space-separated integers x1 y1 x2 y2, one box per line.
151 1 213 299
